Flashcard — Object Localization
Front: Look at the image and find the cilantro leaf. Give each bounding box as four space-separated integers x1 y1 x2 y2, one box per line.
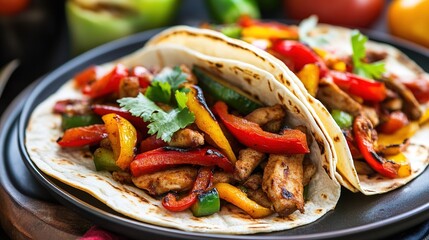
118 91 195 142
145 81 171 103
351 30 385 79
118 93 161 122
154 66 188 91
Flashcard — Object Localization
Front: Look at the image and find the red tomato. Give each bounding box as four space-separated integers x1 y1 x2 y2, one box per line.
283 0 385 28
0 0 30 15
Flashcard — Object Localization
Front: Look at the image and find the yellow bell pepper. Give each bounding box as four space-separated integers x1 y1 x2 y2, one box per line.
388 0 429 48
102 113 137 170
186 85 237 163
241 25 298 40
378 122 419 146
386 152 411 178
297 63 319 96
419 108 429 124
214 182 272 218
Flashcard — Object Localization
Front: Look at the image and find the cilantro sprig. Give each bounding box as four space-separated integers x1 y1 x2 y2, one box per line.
351 30 385 79
118 67 195 142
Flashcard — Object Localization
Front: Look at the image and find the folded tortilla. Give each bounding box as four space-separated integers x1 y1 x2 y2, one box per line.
146 25 429 195
25 40 340 233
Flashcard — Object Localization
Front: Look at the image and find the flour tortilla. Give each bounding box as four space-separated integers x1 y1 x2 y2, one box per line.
146 25 429 195
25 43 340 234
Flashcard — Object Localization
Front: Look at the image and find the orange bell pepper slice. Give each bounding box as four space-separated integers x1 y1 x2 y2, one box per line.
102 113 137 170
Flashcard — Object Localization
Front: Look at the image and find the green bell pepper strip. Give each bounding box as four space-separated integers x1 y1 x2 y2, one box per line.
93 148 121 171
190 188 220 217
330 109 353 129
193 66 262 115
61 114 102 130
206 0 260 24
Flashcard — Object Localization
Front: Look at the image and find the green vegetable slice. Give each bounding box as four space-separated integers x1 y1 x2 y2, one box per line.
93 147 121 171
190 188 220 217
193 66 262 115
331 109 353 129
61 114 102 130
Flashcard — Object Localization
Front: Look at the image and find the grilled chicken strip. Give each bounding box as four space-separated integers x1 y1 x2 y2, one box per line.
247 188 272 209
381 76 422 120
118 76 140 98
132 167 197 195
234 148 266 181
262 153 305 216
243 173 263 190
245 104 286 126
317 80 362 116
212 171 236 185
168 128 204 148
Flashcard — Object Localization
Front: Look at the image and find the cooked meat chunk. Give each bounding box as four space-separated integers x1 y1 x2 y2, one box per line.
234 148 266 181
354 160 375 175
212 171 236 185
243 173 263 190
180 64 198 85
118 76 140 98
302 158 316 186
247 188 272 208
362 106 379 126
382 76 422 120
168 128 204 148
245 104 286 126
112 171 132 185
317 80 362 116
262 119 283 133
262 154 305 216
132 167 197 195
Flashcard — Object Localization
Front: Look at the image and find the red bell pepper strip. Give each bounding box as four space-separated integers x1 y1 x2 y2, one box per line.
82 64 128 98
212 101 309 154
353 115 400 178
130 147 234 177
378 111 409 134
57 124 107 147
74 65 99 88
162 167 212 212
330 70 387 102
139 135 167 153
400 76 429 104
91 104 148 134
130 66 152 88
53 99 89 114
270 40 328 77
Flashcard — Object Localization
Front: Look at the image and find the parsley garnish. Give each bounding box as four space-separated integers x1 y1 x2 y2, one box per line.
351 30 385 79
117 67 195 142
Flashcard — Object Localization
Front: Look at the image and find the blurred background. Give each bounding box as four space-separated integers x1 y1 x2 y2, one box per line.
1 0 428 114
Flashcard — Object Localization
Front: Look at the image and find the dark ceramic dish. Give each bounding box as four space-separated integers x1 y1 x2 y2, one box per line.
11 27 429 240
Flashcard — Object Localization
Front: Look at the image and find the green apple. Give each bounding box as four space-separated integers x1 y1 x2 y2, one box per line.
66 0 179 54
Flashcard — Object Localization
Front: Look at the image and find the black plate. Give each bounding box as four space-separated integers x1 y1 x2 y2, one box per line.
16 28 429 240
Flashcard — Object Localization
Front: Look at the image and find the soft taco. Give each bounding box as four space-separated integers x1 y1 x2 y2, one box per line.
145 19 429 195
24 38 340 233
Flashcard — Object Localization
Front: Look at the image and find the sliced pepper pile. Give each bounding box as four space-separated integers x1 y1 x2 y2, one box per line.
214 17 429 179
53 63 312 218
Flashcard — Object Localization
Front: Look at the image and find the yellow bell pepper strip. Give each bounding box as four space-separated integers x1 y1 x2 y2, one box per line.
419 108 429 124
378 121 419 146
296 63 319 96
130 147 234 177
213 101 309 154
186 85 237 163
386 153 411 178
57 124 107 147
162 167 213 212
353 115 400 178
241 25 298 39
214 182 272 218
102 113 137 170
